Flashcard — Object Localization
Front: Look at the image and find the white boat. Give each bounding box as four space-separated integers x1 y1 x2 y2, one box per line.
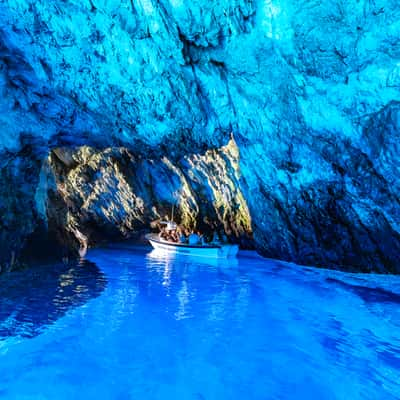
145 234 239 258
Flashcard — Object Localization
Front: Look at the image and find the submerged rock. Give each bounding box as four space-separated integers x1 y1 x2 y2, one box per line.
0 1 399 272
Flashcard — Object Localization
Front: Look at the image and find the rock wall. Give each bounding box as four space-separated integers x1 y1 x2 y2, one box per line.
45 139 252 252
0 1 399 272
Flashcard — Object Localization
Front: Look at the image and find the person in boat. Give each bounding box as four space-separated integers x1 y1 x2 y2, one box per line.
188 230 200 245
172 229 180 243
161 227 172 242
211 231 220 244
178 228 187 244
163 230 173 242
198 231 205 245
167 229 176 243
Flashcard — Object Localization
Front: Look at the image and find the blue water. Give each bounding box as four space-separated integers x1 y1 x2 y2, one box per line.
1 246 400 400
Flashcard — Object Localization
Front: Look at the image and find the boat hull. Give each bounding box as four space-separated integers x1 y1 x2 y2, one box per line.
146 234 238 259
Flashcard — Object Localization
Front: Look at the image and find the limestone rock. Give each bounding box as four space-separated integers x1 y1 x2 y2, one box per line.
0 1 399 272
45 139 252 250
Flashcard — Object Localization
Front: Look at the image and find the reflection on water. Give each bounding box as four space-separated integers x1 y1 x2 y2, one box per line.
146 249 242 321
1 247 400 399
175 280 190 320
147 249 239 269
0 259 106 340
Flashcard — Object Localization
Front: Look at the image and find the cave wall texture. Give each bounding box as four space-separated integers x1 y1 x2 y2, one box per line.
0 0 399 272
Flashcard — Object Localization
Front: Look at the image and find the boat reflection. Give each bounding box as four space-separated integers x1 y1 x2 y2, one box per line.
147 249 239 270
0 259 107 340
146 249 242 321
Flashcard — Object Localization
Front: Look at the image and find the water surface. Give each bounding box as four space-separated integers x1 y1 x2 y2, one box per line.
0 246 399 399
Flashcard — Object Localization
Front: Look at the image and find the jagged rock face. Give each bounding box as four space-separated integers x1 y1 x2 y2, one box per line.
45 140 252 251
0 1 399 272
0 152 40 270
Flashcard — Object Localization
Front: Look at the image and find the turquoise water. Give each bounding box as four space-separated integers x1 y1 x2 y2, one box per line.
1 246 400 399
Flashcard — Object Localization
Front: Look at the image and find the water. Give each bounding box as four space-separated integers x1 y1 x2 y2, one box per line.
0 246 400 399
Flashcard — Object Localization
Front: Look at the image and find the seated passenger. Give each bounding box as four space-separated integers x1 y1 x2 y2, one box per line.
170 229 179 243
197 231 205 245
178 229 187 244
188 231 200 245
211 231 220 244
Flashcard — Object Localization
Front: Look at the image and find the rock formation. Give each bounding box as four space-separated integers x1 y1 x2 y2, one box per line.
0 0 399 272
46 139 252 253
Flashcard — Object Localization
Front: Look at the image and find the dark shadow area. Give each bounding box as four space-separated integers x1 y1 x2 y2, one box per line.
0 259 106 340
325 277 400 305
21 222 78 263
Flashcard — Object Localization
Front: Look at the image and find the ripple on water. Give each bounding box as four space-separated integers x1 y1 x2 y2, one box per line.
1 248 400 400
